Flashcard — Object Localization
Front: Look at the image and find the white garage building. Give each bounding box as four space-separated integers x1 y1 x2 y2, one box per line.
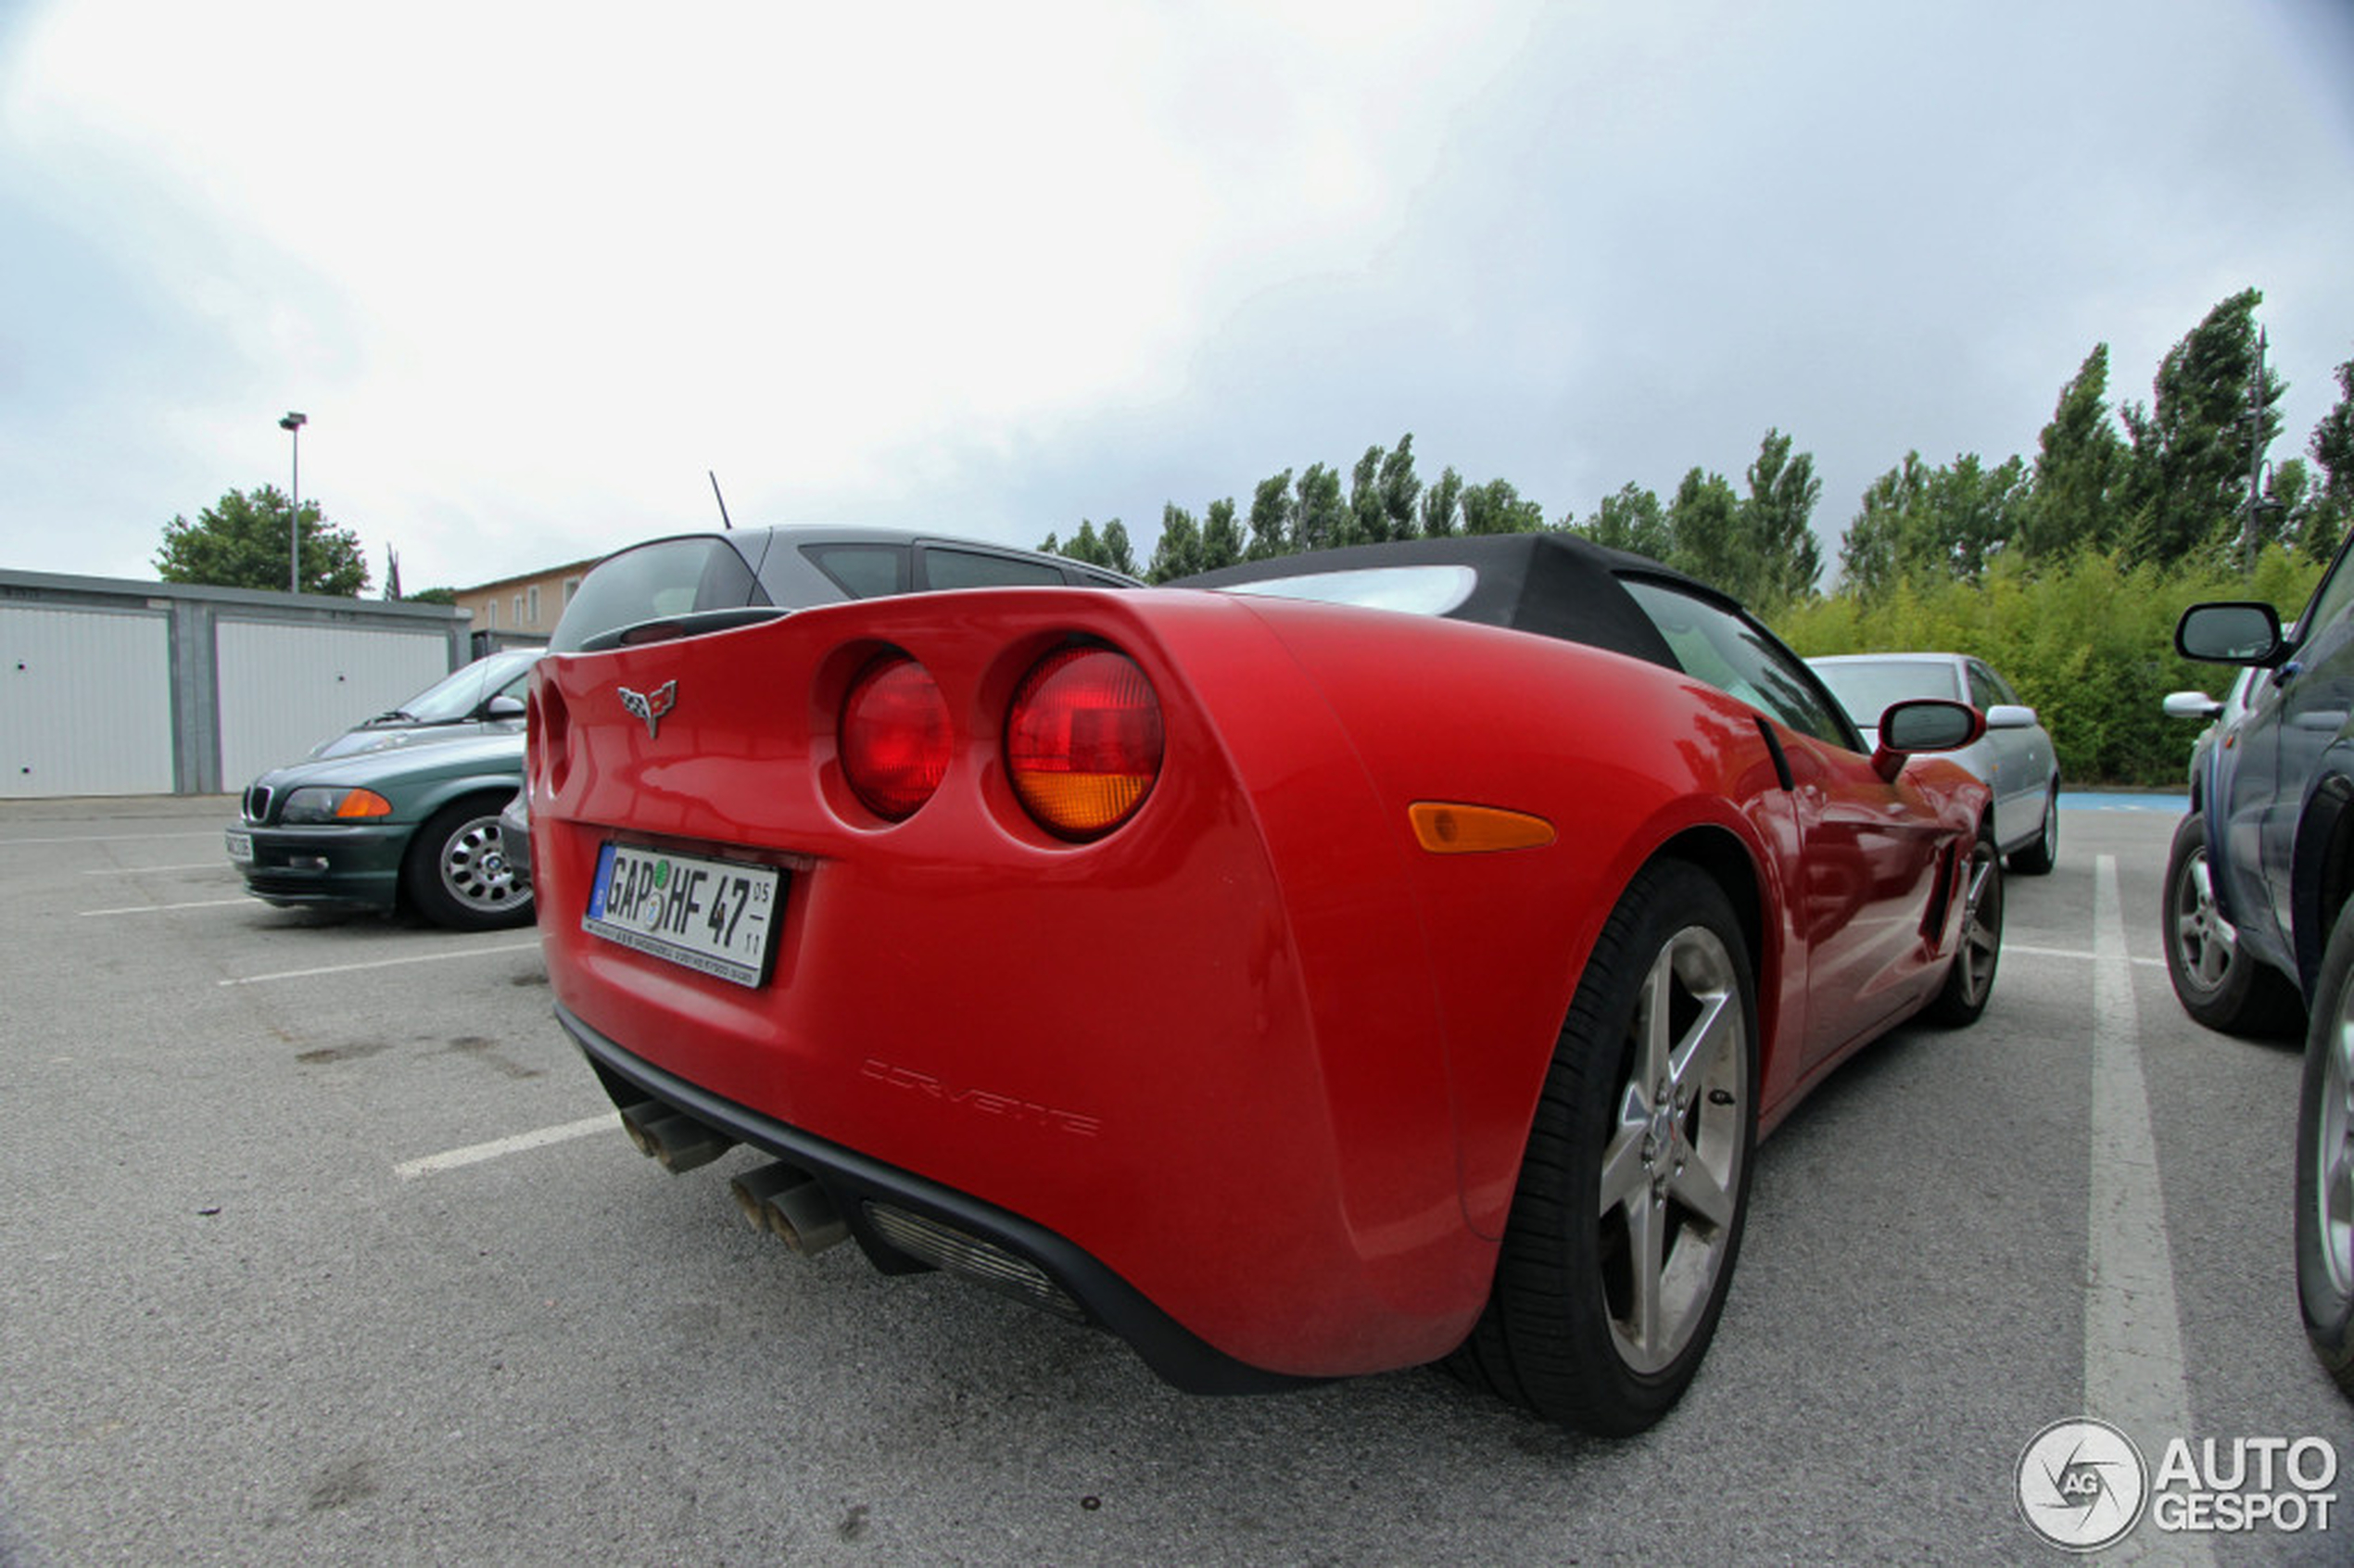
0 570 470 799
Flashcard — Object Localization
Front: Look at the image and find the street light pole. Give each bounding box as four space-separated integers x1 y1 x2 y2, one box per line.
279 411 308 593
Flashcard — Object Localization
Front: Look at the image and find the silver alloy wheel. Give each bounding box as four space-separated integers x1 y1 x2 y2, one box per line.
1596 924 1746 1374
2318 986 2354 1300
1953 840 2001 1007
439 814 528 913
2171 845 2237 993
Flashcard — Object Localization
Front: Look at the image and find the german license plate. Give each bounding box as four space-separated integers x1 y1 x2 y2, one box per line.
225 828 253 864
584 843 782 988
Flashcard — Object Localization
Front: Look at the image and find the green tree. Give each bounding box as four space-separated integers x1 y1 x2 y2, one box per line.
1740 428 1823 612
1099 518 1138 577
1378 436 1422 541
1246 471 1295 560
1200 497 1245 572
2018 343 2128 562
1419 465 1463 537
1146 503 1205 583
1835 451 2026 598
2309 353 2354 561
1348 445 1387 545
407 586 459 606
155 485 371 596
2119 287 2285 564
1664 467 1743 593
1576 482 1671 559
1294 463 1347 552
1459 476 1545 536
1061 519 1110 567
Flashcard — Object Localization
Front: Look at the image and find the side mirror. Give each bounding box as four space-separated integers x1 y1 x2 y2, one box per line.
1872 698 1984 780
1983 703 2038 731
2162 689 2223 722
485 695 527 720
2177 601 2286 665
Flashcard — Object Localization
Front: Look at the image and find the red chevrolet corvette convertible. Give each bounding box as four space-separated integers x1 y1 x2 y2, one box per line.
527 526 1999 1434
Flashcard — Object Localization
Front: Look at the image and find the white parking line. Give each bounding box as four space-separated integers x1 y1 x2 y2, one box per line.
82 863 226 876
2008 942 2166 969
2085 854 2211 1566
394 1115 616 1181
219 941 540 986
79 897 252 917
1 831 224 846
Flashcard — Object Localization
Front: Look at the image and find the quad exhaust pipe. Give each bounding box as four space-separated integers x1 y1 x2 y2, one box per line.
728 1161 851 1256
613 1102 849 1255
614 1100 735 1173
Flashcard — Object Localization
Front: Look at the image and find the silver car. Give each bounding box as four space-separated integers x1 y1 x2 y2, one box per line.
1809 652 2062 874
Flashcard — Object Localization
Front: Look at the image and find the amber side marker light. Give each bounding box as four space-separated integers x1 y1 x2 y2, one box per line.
1006 647 1164 841
1410 802 1556 854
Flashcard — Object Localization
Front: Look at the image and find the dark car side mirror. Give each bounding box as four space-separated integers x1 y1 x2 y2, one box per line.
2177 601 2287 666
1871 698 1985 781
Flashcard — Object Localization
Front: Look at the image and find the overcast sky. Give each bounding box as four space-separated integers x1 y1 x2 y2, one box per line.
4 0 2351 596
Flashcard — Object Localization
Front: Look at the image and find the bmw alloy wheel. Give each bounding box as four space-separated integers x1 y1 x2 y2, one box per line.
441 814 522 911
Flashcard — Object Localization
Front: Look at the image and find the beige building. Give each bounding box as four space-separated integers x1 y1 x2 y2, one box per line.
453 556 601 648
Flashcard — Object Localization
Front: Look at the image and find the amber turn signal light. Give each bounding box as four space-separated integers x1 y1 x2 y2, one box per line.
1409 802 1556 854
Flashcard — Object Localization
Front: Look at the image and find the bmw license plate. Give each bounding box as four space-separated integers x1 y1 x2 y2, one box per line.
224 828 253 864
584 843 782 988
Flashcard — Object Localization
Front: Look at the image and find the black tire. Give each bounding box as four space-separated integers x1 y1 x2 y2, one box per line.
2162 812 2302 1037
1927 826 2003 1026
404 797 535 930
2009 784 2059 876
1447 859 1757 1435
2296 899 2354 1396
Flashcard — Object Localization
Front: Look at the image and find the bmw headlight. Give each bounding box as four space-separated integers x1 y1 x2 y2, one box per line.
279 787 395 824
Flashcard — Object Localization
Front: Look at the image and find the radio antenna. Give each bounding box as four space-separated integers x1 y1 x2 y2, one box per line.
708 470 734 530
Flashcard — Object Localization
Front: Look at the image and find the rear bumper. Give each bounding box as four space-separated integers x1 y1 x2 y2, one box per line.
556 1001 1314 1397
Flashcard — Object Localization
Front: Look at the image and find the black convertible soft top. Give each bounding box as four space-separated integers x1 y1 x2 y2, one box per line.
1172 533 1740 674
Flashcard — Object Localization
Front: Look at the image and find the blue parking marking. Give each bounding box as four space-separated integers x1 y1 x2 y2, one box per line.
2057 792 2187 814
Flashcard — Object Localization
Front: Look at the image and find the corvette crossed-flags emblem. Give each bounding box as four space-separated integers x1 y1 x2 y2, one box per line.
618 680 677 740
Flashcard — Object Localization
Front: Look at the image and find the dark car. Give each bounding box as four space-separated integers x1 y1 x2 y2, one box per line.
229 733 532 929
306 648 539 760
528 531 1996 1435
2174 563 2354 1397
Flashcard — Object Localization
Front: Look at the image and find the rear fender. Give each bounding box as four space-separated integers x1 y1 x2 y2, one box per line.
1229 602 1790 1242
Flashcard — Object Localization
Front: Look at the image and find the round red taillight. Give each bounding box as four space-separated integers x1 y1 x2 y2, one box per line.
1006 647 1163 841
840 654 951 821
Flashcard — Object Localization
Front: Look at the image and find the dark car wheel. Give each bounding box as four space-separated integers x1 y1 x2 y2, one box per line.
2009 783 2059 876
2297 899 2354 1394
2162 812 2301 1037
1447 858 1756 1435
405 797 535 930
1927 827 2003 1026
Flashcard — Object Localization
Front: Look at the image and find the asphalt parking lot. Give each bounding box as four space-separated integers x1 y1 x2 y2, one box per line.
3 795 2351 1565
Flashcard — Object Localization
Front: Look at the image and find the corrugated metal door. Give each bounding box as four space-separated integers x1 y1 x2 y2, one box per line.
215 621 452 785
0 604 176 798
